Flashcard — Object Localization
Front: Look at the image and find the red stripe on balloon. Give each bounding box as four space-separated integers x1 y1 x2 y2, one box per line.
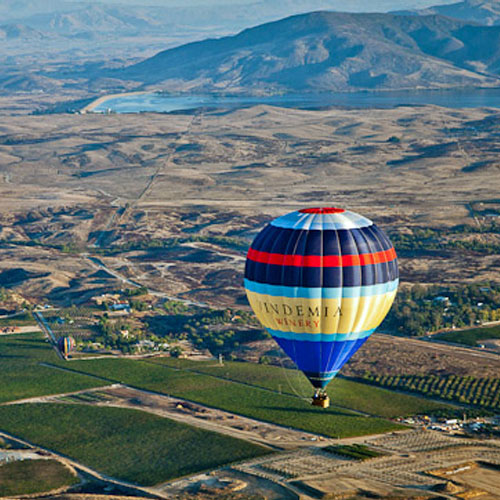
246 247 397 267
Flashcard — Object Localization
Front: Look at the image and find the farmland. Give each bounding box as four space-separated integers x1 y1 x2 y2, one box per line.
0 459 78 496
0 333 101 403
360 373 500 410
436 324 500 347
0 334 408 439
0 404 270 485
60 357 404 438
0 311 37 327
322 444 384 460
150 358 451 418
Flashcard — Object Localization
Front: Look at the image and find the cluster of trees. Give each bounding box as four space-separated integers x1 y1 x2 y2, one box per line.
92 317 136 353
173 308 267 354
360 372 500 410
48 305 99 321
0 288 30 314
163 300 191 315
149 303 267 355
0 288 9 302
383 283 500 336
83 313 174 354
124 287 148 297
66 297 267 356
389 222 500 255
87 315 168 354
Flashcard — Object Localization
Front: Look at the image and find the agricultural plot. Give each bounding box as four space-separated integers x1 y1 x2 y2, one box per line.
436 324 500 347
0 311 37 327
322 444 384 460
0 404 270 486
0 333 102 403
361 373 500 410
0 459 78 496
151 358 451 418
62 358 403 438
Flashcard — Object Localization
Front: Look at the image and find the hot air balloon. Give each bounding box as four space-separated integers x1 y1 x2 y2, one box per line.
58 336 76 357
244 207 398 408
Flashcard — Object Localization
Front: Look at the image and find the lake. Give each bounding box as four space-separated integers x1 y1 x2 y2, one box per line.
90 88 500 114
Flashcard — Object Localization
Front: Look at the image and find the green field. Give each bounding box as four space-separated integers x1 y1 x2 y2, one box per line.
0 333 102 403
0 311 37 327
150 358 450 418
59 357 404 438
436 324 500 347
0 404 270 486
0 459 78 496
361 372 500 411
322 444 383 460
0 333 446 439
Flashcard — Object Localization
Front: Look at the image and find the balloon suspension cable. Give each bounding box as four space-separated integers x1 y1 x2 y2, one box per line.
278 355 310 402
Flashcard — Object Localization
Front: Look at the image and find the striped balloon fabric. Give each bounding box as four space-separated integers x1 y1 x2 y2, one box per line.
244 207 398 389
58 336 76 356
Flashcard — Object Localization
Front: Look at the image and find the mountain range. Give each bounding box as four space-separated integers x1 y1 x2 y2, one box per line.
0 24 47 41
4 0 500 95
116 10 500 93
1 0 462 41
395 0 500 25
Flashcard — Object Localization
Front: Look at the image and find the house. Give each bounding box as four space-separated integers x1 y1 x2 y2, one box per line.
136 340 155 350
110 302 130 312
434 296 451 305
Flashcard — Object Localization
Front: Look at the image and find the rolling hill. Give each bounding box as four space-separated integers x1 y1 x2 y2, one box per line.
395 0 500 26
14 4 165 36
117 11 500 93
0 23 47 41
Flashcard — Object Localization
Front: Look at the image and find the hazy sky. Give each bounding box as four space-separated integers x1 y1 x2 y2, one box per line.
67 0 457 8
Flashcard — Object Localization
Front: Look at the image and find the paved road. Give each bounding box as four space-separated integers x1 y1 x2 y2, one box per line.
33 311 65 360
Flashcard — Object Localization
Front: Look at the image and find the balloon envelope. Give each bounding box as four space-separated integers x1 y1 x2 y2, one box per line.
58 336 75 356
244 207 398 389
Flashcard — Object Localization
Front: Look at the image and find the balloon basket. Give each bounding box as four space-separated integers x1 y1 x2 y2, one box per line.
312 392 330 408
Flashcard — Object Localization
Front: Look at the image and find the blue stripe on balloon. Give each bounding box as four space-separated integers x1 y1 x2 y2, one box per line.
305 371 339 383
244 278 398 299
245 260 398 287
266 328 376 342
249 226 393 256
270 211 373 231
274 336 369 388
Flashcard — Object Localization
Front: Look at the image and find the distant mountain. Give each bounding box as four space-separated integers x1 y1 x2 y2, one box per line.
0 0 459 23
0 0 461 75
0 0 72 20
0 23 47 40
0 73 62 92
394 0 500 26
13 4 165 36
116 11 500 93
5 0 461 37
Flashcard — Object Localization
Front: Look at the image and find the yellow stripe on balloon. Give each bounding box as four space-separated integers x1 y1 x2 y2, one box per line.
245 290 397 335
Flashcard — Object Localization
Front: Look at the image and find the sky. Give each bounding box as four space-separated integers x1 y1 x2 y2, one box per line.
63 0 457 8
1 0 460 21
